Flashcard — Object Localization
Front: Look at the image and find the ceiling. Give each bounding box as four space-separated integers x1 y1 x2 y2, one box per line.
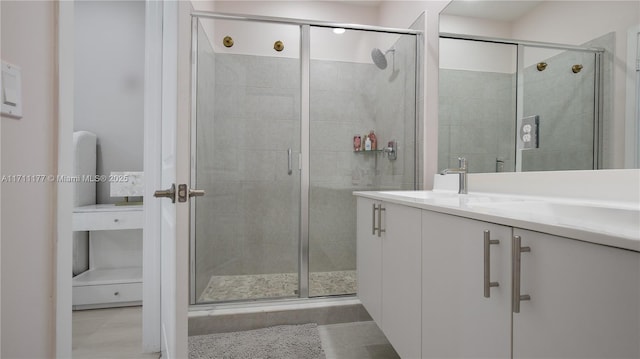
442 0 543 22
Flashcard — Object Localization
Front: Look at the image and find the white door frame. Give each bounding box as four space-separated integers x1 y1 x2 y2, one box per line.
157 0 189 357
625 24 640 168
55 0 166 355
56 1 75 357
142 0 164 352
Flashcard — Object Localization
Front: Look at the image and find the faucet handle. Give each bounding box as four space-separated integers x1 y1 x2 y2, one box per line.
458 157 467 170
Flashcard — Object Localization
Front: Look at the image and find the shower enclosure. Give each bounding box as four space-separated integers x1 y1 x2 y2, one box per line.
190 13 421 304
438 34 604 173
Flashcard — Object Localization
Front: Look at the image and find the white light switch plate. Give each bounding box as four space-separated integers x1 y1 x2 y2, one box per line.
1 61 23 119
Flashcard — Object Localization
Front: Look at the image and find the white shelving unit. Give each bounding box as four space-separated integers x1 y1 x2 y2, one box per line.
72 204 143 310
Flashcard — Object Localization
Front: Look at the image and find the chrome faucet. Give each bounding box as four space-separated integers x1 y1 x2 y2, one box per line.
440 157 468 194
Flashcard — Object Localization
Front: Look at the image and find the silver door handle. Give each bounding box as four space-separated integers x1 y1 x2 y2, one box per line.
178 184 205 202
189 189 205 197
287 148 293 175
512 235 531 313
483 230 500 298
153 184 176 203
377 204 386 237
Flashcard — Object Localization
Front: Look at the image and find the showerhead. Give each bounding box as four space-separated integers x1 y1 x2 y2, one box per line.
371 48 387 69
371 47 395 70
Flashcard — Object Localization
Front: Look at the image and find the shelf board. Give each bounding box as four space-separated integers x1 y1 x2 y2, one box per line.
74 204 142 213
73 267 142 286
354 150 385 153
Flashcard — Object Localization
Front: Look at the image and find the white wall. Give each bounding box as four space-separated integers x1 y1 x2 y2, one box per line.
440 37 517 73
1 1 56 357
440 14 516 73
376 0 450 189
74 0 145 204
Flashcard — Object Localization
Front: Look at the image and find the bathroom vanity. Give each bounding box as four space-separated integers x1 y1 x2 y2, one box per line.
355 171 640 359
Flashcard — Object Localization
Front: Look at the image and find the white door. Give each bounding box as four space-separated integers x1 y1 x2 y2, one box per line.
356 197 382 323
422 211 511 359
512 229 640 358
143 1 188 358
381 202 422 359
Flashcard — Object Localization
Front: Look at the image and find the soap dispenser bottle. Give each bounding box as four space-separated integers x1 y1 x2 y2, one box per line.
369 130 377 150
364 135 372 151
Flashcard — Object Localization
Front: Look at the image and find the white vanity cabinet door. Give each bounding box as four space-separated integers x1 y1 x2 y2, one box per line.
422 211 511 359
356 198 423 359
512 229 640 359
381 201 422 359
356 197 382 323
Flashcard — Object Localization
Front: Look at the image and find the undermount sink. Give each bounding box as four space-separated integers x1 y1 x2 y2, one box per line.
377 191 522 206
377 191 471 207
377 191 458 199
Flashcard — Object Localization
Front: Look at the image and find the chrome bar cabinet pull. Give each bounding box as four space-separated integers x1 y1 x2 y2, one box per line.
287 148 293 175
372 204 378 235
377 204 386 237
512 235 531 313
483 230 500 298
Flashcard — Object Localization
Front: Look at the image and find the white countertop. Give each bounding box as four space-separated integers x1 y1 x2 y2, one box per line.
354 190 640 252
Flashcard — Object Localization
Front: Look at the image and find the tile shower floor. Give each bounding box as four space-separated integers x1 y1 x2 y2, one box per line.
198 270 357 302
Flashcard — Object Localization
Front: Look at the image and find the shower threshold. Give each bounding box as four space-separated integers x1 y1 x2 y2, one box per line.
198 270 356 302
188 295 370 336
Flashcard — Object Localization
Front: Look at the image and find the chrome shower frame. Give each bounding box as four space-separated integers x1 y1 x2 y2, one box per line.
189 12 423 308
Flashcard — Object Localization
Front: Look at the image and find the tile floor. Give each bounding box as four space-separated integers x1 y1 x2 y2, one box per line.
318 321 400 359
73 306 398 359
72 306 160 359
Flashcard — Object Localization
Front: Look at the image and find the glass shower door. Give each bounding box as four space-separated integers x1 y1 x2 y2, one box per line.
307 27 418 297
191 18 301 303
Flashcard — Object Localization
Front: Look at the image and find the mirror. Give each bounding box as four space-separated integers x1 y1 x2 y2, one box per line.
438 0 640 173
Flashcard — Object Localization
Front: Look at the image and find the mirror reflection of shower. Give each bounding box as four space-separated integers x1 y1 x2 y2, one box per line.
437 36 603 174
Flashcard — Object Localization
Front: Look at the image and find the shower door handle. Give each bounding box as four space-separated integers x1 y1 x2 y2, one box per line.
177 184 205 202
287 148 293 175
189 188 205 198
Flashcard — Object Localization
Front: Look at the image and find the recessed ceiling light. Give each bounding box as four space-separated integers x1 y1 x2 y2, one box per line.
333 28 346 35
